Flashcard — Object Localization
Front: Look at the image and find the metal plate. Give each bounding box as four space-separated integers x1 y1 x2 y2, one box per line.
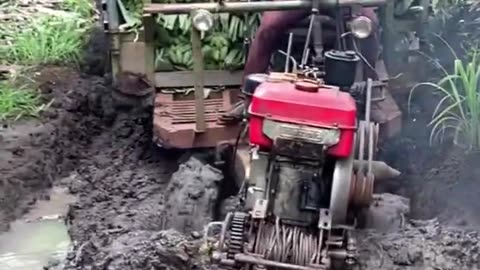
154 70 243 88
318 208 332 229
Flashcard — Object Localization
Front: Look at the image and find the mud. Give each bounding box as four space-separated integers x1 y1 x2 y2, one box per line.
379 86 480 229
358 219 480 270
1 27 480 269
0 67 109 232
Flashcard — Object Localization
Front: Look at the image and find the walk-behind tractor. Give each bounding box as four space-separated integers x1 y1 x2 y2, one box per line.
103 0 428 269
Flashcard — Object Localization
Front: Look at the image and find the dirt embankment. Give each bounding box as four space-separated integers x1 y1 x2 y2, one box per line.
0 67 112 231
379 87 480 229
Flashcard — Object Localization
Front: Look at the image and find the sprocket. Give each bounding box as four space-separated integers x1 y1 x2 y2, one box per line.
226 212 248 268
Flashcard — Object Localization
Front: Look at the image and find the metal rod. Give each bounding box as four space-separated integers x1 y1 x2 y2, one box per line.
191 25 206 132
234 254 327 270
107 0 120 82
365 78 372 124
277 50 298 73
144 0 387 14
301 14 315 66
285 33 293 73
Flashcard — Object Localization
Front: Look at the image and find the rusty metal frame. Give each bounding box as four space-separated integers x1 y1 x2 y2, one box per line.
144 0 393 149
102 0 419 148
144 0 388 15
153 90 241 149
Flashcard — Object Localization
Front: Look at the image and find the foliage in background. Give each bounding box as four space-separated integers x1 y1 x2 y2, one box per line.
409 0 480 150
0 80 49 121
0 0 95 65
2 16 90 65
410 51 480 150
425 0 480 69
120 0 261 71
0 0 91 121
155 12 260 71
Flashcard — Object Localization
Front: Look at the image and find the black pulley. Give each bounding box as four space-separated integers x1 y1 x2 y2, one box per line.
242 73 269 97
324 50 359 89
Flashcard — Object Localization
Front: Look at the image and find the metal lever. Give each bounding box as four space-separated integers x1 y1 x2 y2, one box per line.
285 32 293 73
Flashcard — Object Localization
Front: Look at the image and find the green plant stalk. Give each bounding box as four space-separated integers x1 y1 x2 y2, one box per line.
409 49 480 150
0 82 45 121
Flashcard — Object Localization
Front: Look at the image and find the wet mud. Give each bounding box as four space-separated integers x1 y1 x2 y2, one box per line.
1 30 480 270
0 65 476 270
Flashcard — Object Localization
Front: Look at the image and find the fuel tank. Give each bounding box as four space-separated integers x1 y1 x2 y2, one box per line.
248 80 357 158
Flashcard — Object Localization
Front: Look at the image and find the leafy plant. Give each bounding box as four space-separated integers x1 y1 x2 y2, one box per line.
153 12 260 71
0 81 48 121
62 0 95 19
119 0 260 71
426 0 480 67
0 15 90 65
409 50 480 150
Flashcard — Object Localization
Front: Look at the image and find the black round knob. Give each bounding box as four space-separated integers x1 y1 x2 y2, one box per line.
242 73 269 97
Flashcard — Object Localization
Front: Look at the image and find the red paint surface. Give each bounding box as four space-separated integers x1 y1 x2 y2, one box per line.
248 81 357 157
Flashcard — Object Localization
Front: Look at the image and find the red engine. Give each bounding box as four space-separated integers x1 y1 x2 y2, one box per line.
248 79 357 158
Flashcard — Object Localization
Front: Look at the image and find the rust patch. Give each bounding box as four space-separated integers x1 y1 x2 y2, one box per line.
371 89 402 139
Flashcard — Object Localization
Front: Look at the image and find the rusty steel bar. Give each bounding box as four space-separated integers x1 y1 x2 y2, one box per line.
233 254 327 270
144 0 387 15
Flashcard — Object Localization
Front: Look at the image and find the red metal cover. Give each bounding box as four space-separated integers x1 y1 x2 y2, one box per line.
248 81 357 157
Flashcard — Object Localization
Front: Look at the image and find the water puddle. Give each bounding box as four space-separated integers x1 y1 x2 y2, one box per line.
0 186 77 270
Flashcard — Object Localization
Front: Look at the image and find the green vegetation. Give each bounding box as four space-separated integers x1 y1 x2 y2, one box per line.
0 81 48 121
0 0 94 65
0 0 93 121
409 0 480 150
2 16 89 65
410 53 480 150
120 0 260 71
154 13 260 71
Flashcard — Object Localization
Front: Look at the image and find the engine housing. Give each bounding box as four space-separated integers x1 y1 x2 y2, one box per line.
248 79 357 158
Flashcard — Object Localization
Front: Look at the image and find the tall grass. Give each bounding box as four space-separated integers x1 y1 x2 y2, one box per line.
1 16 90 65
62 0 95 19
0 0 94 65
409 50 480 150
0 81 50 121
0 0 93 122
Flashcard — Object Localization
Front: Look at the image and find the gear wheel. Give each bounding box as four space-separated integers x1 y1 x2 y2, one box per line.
227 212 248 263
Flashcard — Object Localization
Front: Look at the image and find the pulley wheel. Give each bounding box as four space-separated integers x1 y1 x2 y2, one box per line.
330 134 356 226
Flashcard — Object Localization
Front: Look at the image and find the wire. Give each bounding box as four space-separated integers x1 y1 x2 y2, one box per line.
348 32 379 79
230 119 249 196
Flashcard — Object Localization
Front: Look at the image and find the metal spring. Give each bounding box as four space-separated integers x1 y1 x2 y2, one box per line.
252 218 324 266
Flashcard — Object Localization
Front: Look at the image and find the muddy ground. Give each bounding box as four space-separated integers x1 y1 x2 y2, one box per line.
2 29 480 270
0 64 478 270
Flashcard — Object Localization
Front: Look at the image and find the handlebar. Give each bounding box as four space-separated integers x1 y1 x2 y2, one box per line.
144 0 387 15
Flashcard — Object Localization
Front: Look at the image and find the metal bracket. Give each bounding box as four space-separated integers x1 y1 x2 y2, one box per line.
318 208 332 229
252 199 268 219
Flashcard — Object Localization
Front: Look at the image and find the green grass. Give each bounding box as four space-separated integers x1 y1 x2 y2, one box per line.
409 49 480 150
62 0 95 19
0 0 92 122
0 0 94 65
0 81 48 121
1 15 91 65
